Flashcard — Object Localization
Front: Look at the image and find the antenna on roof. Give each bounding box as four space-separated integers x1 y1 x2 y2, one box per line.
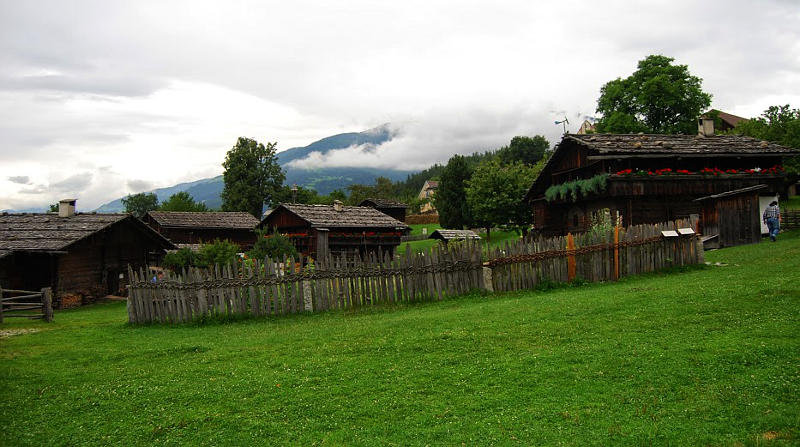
554 116 570 134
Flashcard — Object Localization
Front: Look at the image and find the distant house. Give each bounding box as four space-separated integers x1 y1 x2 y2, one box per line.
0 200 175 307
701 109 748 132
259 201 410 260
525 120 798 238
577 120 596 135
358 198 408 222
429 229 481 244
144 211 259 251
418 180 439 214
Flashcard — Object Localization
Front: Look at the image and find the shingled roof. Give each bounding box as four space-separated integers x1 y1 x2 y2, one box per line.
146 211 259 229
359 198 408 209
272 204 409 230
0 213 174 258
429 229 481 241
567 134 797 156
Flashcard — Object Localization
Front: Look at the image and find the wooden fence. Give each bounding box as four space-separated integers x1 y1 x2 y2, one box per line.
127 219 703 324
781 208 800 230
0 287 53 323
127 242 484 324
486 218 702 293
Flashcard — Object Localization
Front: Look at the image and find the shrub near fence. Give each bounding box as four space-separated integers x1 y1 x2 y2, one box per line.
127 219 703 325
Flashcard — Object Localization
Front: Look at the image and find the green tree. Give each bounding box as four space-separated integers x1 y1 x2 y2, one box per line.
48 203 58 212
159 191 209 212
198 239 240 268
272 185 321 205
496 136 549 166
733 105 800 175
221 137 285 218
122 192 159 218
595 55 712 134
435 155 473 229
248 228 298 261
466 159 538 241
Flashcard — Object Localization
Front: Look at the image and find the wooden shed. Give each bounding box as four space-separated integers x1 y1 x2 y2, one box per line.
144 211 259 251
429 229 481 244
695 185 766 249
358 198 408 222
526 132 798 236
0 210 175 307
259 201 410 260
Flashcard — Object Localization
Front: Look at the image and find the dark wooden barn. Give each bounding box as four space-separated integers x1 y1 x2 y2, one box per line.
358 198 408 222
259 201 410 260
695 185 766 249
144 211 259 251
526 131 798 237
0 209 175 308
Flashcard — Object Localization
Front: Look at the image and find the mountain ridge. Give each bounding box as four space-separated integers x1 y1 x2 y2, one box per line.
93 124 412 213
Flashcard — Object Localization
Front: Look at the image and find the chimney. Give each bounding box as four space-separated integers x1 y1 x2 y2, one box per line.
333 200 343 212
698 117 714 137
58 199 76 217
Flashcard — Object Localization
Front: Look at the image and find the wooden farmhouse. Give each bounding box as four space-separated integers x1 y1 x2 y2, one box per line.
144 211 259 251
526 123 799 238
358 198 408 222
259 201 410 260
0 200 175 307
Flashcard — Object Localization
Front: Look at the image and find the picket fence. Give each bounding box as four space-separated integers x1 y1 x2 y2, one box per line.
128 219 703 324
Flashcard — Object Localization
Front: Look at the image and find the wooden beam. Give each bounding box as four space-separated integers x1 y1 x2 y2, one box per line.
587 153 783 161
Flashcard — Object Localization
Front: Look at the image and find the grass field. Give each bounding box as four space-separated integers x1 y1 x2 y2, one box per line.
1 231 799 445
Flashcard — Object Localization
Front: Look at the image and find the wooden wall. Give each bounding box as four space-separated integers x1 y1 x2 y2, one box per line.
159 228 256 250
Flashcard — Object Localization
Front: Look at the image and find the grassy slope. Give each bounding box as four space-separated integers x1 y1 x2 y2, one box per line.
1 232 799 446
401 223 522 254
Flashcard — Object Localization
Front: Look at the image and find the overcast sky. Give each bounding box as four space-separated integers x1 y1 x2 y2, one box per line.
1 0 799 210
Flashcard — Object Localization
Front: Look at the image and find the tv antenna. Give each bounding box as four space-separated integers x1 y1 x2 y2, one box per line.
555 116 570 134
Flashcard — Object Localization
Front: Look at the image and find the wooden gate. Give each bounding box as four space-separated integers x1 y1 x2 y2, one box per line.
0 287 54 323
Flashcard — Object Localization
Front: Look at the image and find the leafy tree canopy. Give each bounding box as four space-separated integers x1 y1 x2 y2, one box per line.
496 135 549 166
733 104 800 175
221 137 285 218
48 203 59 212
466 159 538 239
159 191 209 212
595 55 712 134
435 154 473 229
122 192 159 218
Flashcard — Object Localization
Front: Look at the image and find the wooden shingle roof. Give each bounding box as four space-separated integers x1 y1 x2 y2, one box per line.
429 229 481 241
359 198 408 209
275 204 409 230
146 211 259 229
0 213 174 258
569 134 798 156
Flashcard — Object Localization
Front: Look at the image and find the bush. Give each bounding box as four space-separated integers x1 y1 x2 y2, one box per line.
248 228 299 261
162 240 240 271
163 248 198 271
545 174 609 203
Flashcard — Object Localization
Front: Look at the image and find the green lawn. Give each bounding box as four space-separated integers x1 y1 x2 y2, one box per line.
2 232 799 445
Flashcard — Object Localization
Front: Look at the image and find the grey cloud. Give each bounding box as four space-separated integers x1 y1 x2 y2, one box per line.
7 176 31 184
18 184 48 195
126 179 153 192
50 173 93 192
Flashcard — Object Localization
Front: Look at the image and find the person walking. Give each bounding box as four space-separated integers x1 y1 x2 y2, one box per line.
763 200 781 242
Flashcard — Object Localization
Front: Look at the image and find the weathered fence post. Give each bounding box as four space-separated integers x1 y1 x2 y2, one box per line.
613 226 620 281
41 287 53 322
482 267 494 293
566 233 576 282
302 280 313 312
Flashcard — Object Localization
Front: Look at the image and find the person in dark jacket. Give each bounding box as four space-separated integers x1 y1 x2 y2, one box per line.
763 201 781 242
